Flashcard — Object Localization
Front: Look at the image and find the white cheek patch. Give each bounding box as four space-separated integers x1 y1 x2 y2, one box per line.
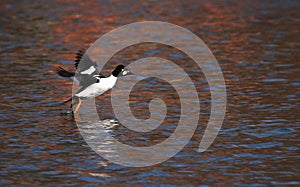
81 66 96 75
122 70 129 76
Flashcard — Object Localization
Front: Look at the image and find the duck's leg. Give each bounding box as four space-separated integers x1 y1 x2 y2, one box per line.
73 97 81 113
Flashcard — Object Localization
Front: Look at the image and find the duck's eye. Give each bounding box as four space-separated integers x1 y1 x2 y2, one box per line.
96 79 100 83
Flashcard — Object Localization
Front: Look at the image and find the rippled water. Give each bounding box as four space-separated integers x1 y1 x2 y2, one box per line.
0 0 299 186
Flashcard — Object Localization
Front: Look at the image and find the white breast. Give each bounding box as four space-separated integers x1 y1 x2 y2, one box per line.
75 75 117 99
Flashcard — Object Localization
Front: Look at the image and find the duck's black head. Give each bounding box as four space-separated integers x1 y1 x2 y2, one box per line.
112 64 129 77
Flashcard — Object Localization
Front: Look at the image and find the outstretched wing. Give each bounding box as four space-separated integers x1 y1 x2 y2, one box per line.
74 49 106 87
75 49 98 76
56 49 106 87
74 49 84 69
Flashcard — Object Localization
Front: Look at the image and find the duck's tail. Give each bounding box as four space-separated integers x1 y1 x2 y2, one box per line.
56 66 75 77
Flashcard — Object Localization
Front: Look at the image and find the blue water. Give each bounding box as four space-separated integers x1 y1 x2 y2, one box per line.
0 0 299 186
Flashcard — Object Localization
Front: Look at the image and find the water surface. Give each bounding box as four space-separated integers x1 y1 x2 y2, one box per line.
0 0 299 186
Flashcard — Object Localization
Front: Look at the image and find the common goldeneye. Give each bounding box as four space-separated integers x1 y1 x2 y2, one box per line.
56 50 130 112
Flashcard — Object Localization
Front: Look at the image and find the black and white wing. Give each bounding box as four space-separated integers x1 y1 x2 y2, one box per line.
57 49 106 87
74 50 98 87
75 49 98 76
